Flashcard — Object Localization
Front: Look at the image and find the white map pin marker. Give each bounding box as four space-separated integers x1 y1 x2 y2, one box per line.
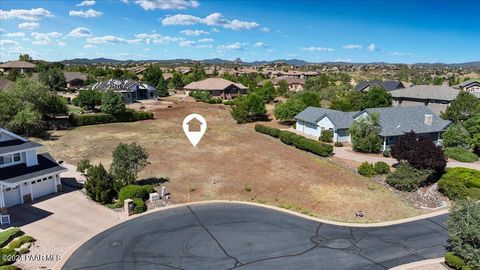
183 114 207 147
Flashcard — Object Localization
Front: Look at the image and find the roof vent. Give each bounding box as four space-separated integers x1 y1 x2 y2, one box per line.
424 114 433 125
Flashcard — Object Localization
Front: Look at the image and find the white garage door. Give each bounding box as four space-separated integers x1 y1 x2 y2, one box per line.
32 177 56 199
4 186 21 208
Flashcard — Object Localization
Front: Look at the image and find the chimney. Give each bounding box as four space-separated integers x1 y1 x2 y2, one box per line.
424 114 433 125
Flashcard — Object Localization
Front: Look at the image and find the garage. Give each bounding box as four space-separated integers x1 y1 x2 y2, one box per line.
4 186 21 208
32 177 56 199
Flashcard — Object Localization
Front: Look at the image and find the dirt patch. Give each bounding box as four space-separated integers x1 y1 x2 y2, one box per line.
36 100 424 223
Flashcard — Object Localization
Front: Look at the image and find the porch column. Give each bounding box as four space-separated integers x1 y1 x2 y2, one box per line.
19 183 24 204
29 181 34 201
0 188 5 208
383 137 387 152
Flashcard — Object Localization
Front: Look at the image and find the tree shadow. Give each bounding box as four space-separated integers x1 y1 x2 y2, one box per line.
137 177 170 186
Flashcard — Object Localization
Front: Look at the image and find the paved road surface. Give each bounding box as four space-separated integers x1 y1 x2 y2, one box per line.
63 203 448 270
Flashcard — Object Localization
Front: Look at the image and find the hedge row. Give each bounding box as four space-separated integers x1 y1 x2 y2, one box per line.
0 228 23 248
69 109 154 126
255 124 333 157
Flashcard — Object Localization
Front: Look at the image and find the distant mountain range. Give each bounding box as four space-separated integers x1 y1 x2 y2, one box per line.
61 57 480 68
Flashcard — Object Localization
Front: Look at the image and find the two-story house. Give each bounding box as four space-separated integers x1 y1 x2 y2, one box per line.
0 128 66 222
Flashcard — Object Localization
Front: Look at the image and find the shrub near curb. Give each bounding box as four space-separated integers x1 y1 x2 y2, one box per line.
445 252 466 270
358 162 375 177
374 161 391 175
0 228 23 248
132 198 147 214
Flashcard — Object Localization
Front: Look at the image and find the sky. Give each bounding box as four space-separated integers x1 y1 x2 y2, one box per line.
0 0 479 64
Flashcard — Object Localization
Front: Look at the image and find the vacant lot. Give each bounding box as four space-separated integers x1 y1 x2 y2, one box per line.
37 98 423 222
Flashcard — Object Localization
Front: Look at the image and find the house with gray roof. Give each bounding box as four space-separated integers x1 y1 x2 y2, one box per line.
453 80 480 94
355 80 405 92
295 106 450 151
390 85 480 115
0 128 66 223
63 71 87 90
89 79 156 103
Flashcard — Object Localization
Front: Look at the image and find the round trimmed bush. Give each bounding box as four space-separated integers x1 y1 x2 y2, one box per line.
132 198 147 214
382 150 391 157
445 252 466 270
358 162 375 177
438 167 480 200
18 248 29 254
334 142 343 147
374 161 391 175
118 185 150 203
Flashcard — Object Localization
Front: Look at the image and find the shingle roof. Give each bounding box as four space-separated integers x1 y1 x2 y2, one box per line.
455 80 480 88
357 106 451 137
355 80 404 92
389 85 460 101
0 61 36 69
63 71 86 82
0 139 43 155
294 107 359 129
90 79 155 92
0 153 66 184
184 78 247 91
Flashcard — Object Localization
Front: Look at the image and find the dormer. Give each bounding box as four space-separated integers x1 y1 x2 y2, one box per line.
0 128 43 168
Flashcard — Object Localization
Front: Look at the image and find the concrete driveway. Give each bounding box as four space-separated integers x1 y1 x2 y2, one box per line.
63 203 448 270
7 189 121 269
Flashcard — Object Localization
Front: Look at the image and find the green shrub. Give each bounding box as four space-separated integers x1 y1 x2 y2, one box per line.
438 167 480 200
0 265 20 270
382 150 391 157
207 98 222 104
0 248 16 266
358 162 375 177
278 131 333 157
468 188 480 200
439 179 469 200
319 129 333 143
334 142 343 147
190 90 211 102
0 228 23 248
223 100 236 106
7 240 20 249
374 161 391 175
254 124 281 138
118 185 150 204
18 235 35 244
445 252 466 270
132 198 147 214
386 163 434 192
18 248 29 255
445 147 479 163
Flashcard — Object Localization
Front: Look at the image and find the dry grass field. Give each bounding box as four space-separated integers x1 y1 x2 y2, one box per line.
36 98 424 222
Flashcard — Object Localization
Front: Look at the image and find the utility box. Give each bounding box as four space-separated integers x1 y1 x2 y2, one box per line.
161 186 166 197
149 192 160 202
124 199 133 216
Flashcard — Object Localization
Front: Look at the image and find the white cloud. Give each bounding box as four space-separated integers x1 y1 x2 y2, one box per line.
87 35 140 44
260 27 270 32
31 31 62 45
133 0 199 10
18 22 39 30
367 43 378 51
253 42 267 48
211 28 219 33
217 42 247 51
179 40 212 48
69 9 103 18
58 41 66 46
334 58 353 62
0 28 4 33
391 51 412 56
4 32 25 38
0 40 18 46
343 44 362 50
198 38 213 43
77 0 96 6
180 29 209 36
84 44 96 49
67 27 92 37
135 33 182 44
300 46 334 52
162 12 260 30
0 8 53 21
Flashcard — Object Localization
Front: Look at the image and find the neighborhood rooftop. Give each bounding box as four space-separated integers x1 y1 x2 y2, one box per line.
295 107 359 129
0 60 36 69
355 80 405 92
0 153 65 184
184 77 248 91
390 85 464 101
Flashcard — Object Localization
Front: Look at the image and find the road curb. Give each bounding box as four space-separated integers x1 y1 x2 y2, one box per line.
389 257 446 270
55 200 449 270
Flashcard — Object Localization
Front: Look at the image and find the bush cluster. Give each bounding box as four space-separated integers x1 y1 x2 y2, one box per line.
69 109 153 126
132 198 147 214
0 228 23 248
254 124 281 138
279 131 333 157
254 125 333 157
438 167 480 200
319 129 333 143
334 142 343 147
445 252 467 270
116 184 154 214
357 161 391 177
386 163 434 192
445 147 479 163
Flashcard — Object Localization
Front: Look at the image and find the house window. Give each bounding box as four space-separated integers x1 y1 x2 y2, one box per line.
31 181 36 184
0 153 21 165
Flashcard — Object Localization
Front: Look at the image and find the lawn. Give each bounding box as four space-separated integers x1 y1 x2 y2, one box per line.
67 105 84 114
36 98 423 223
